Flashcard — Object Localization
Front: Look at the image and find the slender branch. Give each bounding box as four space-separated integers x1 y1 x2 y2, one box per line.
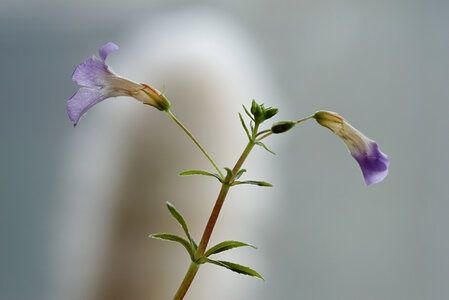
196 182 232 255
258 131 272 141
172 140 256 300
255 129 271 137
197 141 255 255
231 141 256 176
166 110 223 177
195 124 258 255
295 115 314 124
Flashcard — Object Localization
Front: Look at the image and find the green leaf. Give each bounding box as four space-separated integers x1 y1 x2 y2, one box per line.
224 167 233 183
205 240 257 257
202 258 264 280
239 113 251 140
255 141 276 155
149 233 194 260
166 202 197 250
179 170 222 182
232 180 273 187
234 169 247 180
242 104 254 121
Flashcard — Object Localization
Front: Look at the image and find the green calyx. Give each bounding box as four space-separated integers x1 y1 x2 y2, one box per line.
263 107 279 120
156 94 171 111
271 121 296 134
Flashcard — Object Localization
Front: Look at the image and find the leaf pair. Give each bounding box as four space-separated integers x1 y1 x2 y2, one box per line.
149 202 197 261
199 240 263 280
150 203 264 280
180 168 272 188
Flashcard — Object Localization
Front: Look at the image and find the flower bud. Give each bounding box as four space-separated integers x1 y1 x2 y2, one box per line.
251 100 263 122
271 121 296 134
263 108 279 120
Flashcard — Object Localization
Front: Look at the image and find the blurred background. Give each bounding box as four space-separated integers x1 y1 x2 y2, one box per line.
1 0 449 299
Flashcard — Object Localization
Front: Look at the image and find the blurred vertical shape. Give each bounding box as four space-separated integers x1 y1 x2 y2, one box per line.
54 7 280 300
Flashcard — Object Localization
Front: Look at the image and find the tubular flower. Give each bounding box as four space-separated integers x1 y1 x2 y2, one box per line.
67 42 170 126
313 111 389 185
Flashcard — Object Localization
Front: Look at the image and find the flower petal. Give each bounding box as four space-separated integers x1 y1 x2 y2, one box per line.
66 88 106 126
99 42 119 62
314 111 390 185
352 142 390 186
72 57 112 88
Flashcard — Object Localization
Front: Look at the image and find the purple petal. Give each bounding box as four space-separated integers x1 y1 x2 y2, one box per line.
352 142 390 186
99 42 119 62
72 57 111 88
67 88 106 126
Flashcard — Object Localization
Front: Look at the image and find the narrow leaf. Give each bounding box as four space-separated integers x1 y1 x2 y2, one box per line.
205 240 257 257
239 113 251 140
166 202 197 250
234 169 247 180
203 258 264 280
255 141 276 155
224 167 233 183
242 104 254 121
149 233 194 260
179 170 222 182
232 180 273 187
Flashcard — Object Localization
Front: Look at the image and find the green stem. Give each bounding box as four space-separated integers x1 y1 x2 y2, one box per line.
172 140 256 300
295 115 314 124
166 110 223 178
172 262 200 300
231 141 256 176
195 139 255 255
196 182 232 255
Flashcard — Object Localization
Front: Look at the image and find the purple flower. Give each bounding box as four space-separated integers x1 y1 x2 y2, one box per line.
67 42 170 126
314 111 389 185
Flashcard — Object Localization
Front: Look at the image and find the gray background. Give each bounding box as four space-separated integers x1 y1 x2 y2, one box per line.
1 0 448 299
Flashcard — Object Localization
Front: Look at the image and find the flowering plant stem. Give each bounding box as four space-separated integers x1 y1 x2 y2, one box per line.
166 110 224 178
172 139 256 300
